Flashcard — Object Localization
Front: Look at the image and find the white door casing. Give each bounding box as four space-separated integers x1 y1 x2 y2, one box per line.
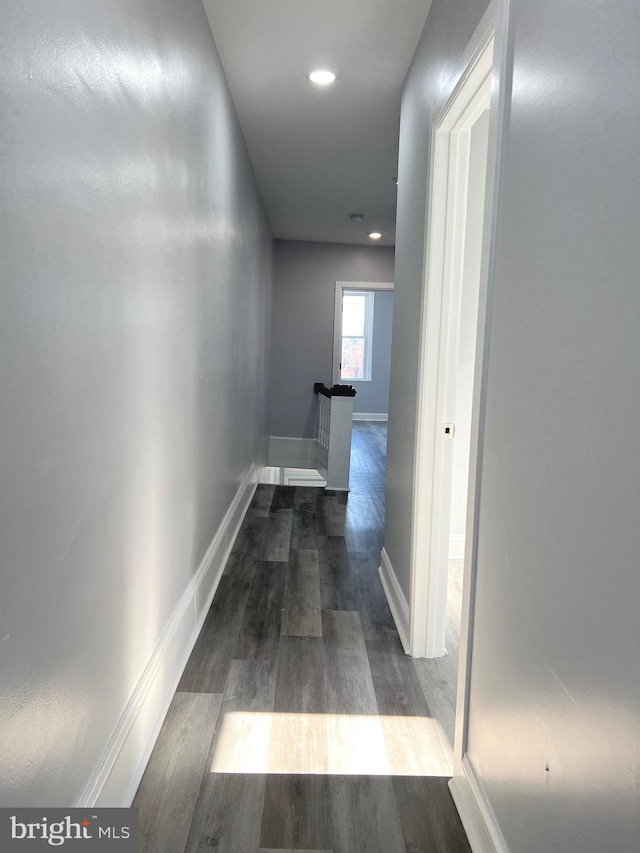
410 32 494 661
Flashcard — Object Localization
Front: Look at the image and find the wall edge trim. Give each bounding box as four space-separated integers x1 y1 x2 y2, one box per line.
76 463 258 808
449 756 509 853
378 547 410 653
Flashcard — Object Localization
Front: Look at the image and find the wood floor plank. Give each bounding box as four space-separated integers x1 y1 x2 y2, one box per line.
234 561 286 660
264 509 294 562
393 776 472 853
274 636 325 714
322 610 390 775
293 485 323 507
184 773 266 853
344 498 385 557
185 660 277 853
227 513 269 566
291 501 326 551
134 692 221 853
267 711 328 775
267 636 326 774
413 656 458 747
355 552 398 639
178 573 254 693
260 775 332 851
322 610 378 715
223 657 279 708
319 493 346 537
318 536 359 611
250 484 276 516
328 775 405 853
281 550 322 637
206 659 278 774
380 715 453 778
412 559 462 746
366 632 431 717
270 485 296 512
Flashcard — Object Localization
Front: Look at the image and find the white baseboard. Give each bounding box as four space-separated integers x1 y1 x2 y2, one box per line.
449 534 465 560
259 465 284 485
283 468 327 487
449 756 509 853
268 436 317 468
378 548 410 654
76 464 258 808
353 412 388 422
258 465 327 487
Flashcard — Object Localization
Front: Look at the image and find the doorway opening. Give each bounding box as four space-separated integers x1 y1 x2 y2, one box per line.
332 280 394 535
410 34 494 663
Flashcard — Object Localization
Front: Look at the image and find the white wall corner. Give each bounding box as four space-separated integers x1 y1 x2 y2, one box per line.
258 465 284 485
449 757 509 853
378 548 410 653
268 436 317 469
76 464 258 808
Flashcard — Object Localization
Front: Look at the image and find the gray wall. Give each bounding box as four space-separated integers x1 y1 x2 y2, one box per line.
270 240 395 438
0 0 272 806
391 0 640 850
351 290 394 416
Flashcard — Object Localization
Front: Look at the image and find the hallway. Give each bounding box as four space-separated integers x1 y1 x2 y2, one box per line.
133 423 470 852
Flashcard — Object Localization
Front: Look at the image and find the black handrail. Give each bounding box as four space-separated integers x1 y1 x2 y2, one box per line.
314 382 357 398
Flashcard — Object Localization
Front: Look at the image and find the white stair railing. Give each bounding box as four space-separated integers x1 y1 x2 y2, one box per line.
314 383 356 491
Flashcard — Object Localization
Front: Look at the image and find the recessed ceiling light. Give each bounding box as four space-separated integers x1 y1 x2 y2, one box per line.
309 69 336 86
369 232 382 240
350 213 365 222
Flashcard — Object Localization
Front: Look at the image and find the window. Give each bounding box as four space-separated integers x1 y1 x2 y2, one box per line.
341 290 374 381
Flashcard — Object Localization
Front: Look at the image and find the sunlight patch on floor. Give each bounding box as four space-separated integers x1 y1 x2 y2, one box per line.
210 712 453 776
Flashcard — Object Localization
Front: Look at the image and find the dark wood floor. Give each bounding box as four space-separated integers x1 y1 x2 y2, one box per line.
134 422 469 853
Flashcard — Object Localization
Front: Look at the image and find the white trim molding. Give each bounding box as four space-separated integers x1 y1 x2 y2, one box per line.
449 756 509 853
282 467 327 487
352 412 389 422
378 548 410 653
76 464 258 808
259 466 284 485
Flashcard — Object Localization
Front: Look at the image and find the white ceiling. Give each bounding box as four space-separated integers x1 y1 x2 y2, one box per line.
202 0 432 247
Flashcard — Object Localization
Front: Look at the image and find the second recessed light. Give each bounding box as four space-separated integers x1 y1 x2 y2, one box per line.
369 232 382 240
309 69 336 86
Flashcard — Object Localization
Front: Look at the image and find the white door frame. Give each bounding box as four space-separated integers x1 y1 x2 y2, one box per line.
410 25 495 661
332 281 394 386
451 0 511 813
410 0 510 664
408 2 512 847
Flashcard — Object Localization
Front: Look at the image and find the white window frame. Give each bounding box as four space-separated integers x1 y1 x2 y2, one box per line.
340 290 374 381
332 281 394 386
